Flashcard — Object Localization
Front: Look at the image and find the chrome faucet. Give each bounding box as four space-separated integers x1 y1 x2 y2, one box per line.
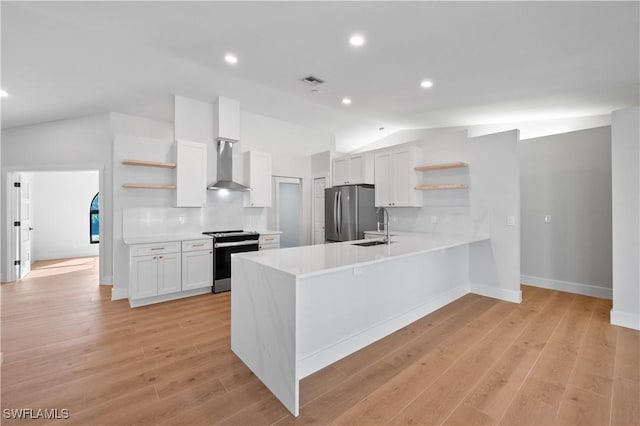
377 207 391 244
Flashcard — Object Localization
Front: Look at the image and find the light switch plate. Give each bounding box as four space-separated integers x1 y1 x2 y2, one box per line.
506 216 516 226
544 215 552 224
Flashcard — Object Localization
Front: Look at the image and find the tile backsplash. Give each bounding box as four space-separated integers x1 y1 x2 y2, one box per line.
123 191 267 237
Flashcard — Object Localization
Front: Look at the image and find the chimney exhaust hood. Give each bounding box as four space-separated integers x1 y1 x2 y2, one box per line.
207 139 251 191
207 97 250 191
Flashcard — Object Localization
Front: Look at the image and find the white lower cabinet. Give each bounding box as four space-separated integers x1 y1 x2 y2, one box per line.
130 247 182 300
129 238 212 303
259 233 280 250
157 253 182 295
182 250 213 290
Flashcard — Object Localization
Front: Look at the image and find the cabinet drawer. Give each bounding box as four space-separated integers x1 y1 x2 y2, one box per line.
131 242 181 257
182 239 213 252
259 234 280 245
259 243 280 250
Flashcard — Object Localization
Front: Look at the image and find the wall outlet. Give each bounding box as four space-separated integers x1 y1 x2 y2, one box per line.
430 215 438 224
506 216 516 226
353 267 363 275
544 215 552 224
178 216 185 224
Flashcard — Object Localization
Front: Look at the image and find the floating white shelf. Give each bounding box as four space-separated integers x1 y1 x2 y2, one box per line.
122 159 176 168
415 184 468 191
122 184 176 189
414 162 468 172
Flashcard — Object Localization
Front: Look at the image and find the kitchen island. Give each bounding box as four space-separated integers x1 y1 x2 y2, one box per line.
230 232 490 416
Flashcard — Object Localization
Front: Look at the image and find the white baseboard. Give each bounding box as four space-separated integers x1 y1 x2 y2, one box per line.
297 283 470 379
129 287 211 307
611 309 640 330
111 287 129 301
34 250 100 262
521 275 612 299
470 282 522 303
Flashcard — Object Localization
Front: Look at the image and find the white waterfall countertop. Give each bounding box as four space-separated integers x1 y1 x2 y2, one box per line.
236 232 490 278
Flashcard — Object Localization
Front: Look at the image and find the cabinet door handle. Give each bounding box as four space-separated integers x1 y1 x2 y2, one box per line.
192 243 204 247
153 256 157 260
150 247 164 251
159 256 163 259
264 237 274 241
209 251 213 254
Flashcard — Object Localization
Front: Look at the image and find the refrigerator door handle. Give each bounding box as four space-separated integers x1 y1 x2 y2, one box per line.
337 191 342 237
333 191 340 237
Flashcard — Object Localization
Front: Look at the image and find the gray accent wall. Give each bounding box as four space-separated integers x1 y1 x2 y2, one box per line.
520 126 612 297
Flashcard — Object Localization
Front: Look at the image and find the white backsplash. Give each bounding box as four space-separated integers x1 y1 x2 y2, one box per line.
123 191 268 237
386 205 490 238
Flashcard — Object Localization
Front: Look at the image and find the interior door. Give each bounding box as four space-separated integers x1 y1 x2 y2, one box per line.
313 177 326 245
19 177 32 278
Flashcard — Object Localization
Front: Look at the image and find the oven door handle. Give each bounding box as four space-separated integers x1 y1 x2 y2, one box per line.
215 240 259 248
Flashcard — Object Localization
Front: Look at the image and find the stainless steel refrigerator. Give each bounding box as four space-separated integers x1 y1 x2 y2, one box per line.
325 185 377 242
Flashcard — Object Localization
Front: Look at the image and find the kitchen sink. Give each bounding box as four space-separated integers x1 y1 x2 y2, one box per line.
352 240 395 247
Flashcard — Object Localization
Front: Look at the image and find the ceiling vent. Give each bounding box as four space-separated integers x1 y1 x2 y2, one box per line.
301 75 325 86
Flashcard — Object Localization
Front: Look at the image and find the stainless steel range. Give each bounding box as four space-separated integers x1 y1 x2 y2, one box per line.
202 230 260 293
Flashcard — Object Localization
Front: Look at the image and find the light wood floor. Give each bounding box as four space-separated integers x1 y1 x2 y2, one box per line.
1 257 638 426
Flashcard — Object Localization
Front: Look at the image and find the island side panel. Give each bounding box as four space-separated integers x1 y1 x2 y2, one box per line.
296 245 469 379
231 256 299 416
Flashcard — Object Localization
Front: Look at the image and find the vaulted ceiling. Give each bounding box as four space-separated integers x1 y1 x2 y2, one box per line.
2 1 638 151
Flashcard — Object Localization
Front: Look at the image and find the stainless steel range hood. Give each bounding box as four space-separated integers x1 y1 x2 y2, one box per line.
207 139 251 191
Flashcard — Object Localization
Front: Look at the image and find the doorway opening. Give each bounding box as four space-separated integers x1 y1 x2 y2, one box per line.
4 169 102 285
274 177 302 248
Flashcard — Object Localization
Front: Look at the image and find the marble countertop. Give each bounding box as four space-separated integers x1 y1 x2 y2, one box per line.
123 229 281 245
236 232 490 278
123 233 213 245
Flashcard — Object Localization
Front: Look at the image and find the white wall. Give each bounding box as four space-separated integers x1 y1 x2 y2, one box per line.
611 106 640 330
520 127 612 298
468 130 522 303
173 96 335 246
31 171 100 261
109 98 335 299
355 128 520 303
1 113 112 283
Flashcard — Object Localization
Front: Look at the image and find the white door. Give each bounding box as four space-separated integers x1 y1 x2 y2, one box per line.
181 250 212 290
348 155 365 184
392 149 411 206
332 158 348 185
374 152 392 207
176 140 207 207
247 151 272 207
131 255 158 299
19 177 32 278
313 177 326 244
158 253 182 295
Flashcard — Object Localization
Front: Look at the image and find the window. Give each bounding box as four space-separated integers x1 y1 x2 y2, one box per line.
90 192 99 244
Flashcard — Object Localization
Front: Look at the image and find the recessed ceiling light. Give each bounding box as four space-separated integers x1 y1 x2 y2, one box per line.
224 54 238 64
342 97 352 105
0 90 8 97
349 34 365 47
420 80 434 88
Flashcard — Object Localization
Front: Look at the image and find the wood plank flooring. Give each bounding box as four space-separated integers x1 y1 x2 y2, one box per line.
1 257 638 425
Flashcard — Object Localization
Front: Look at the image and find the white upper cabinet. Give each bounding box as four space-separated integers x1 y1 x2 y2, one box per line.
213 97 240 142
332 153 373 186
374 146 422 207
176 140 207 207
243 151 272 207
